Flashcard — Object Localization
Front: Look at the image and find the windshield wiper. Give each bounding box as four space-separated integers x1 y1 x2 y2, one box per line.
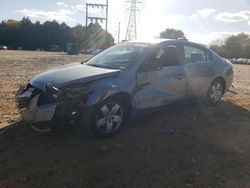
80 60 88 64
87 64 119 70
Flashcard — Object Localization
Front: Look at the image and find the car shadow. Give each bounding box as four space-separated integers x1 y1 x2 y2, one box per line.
0 100 250 187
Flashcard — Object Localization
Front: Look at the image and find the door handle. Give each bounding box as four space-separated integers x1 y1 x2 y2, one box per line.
175 74 185 80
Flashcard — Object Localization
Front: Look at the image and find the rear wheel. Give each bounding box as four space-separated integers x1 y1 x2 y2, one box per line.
207 79 224 105
86 97 126 138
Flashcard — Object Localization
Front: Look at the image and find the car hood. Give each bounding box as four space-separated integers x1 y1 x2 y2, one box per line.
29 64 120 91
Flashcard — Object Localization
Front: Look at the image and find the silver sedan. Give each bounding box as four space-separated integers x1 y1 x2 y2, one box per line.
16 39 234 137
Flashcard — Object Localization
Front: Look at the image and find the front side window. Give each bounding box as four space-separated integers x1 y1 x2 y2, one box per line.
184 46 206 64
86 43 150 70
142 45 179 70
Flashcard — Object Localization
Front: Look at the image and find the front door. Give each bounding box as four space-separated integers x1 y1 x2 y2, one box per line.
134 44 187 109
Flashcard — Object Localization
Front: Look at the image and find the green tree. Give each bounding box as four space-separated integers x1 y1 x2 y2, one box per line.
209 45 227 57
223 33 250 58
71 25 86 49
159 28 186 39
224 35 242 58
87 22 114 49
209 32 250 58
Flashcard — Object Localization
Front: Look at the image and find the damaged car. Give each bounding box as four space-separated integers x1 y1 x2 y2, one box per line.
16 39 234 138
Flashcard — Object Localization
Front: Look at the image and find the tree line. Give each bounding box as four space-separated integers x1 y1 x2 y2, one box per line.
209 33 250 59
0 17 114 51
1 19 249 59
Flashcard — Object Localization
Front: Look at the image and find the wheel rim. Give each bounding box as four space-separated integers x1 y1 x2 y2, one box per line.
96 103 124 134
210 81 223 103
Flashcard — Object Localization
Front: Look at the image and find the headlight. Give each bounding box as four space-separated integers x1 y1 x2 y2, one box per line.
46 83 93 101
44 83 60 100
45 82 59 94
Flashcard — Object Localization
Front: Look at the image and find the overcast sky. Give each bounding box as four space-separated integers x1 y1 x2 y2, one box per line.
1 0 250 44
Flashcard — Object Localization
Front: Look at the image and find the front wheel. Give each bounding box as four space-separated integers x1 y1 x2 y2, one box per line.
86 97 126 138
207 79 224 105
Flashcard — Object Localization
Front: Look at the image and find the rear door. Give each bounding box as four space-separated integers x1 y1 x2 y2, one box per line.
181 44 214 97
135 43 187 109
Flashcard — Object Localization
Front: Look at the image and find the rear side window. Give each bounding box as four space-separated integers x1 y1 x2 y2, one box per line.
184 46 206 64
206 50 213 61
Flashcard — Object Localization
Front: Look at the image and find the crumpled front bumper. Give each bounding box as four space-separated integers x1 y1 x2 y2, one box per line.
20 102 57 123
16 87 57 123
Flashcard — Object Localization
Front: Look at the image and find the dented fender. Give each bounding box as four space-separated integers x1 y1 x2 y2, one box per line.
85 76 136 108
86 79 122 105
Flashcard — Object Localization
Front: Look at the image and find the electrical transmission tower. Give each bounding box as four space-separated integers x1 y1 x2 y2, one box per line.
125 0 142 41
85 0 108 32
85 0 108 48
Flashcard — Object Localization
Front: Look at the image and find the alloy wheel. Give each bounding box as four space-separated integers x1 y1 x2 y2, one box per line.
96 103 124 134
209 81 223 104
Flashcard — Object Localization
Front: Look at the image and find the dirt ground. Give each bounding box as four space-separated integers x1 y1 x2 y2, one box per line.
0 50 250 188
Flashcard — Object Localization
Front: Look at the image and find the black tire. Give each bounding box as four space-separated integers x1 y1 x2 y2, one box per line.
86 97 127 138
207 79 224 105
30 123 52 133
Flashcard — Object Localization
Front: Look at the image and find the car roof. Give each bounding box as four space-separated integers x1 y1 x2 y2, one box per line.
123 39 206 48
124 39 171 44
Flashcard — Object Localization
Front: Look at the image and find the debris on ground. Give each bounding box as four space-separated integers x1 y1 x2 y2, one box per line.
97 144 109 152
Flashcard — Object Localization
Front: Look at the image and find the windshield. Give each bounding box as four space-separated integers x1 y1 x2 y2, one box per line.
86 43 150 70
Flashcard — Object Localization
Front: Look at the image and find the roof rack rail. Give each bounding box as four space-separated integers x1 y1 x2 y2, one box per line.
177 38 188 41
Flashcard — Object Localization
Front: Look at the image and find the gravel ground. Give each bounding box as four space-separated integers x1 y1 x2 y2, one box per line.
0 50 250 188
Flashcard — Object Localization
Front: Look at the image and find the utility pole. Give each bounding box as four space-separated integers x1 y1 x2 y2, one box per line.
125 0 142 41
118 22 121 43
85 0 108 48
106 0 108 36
